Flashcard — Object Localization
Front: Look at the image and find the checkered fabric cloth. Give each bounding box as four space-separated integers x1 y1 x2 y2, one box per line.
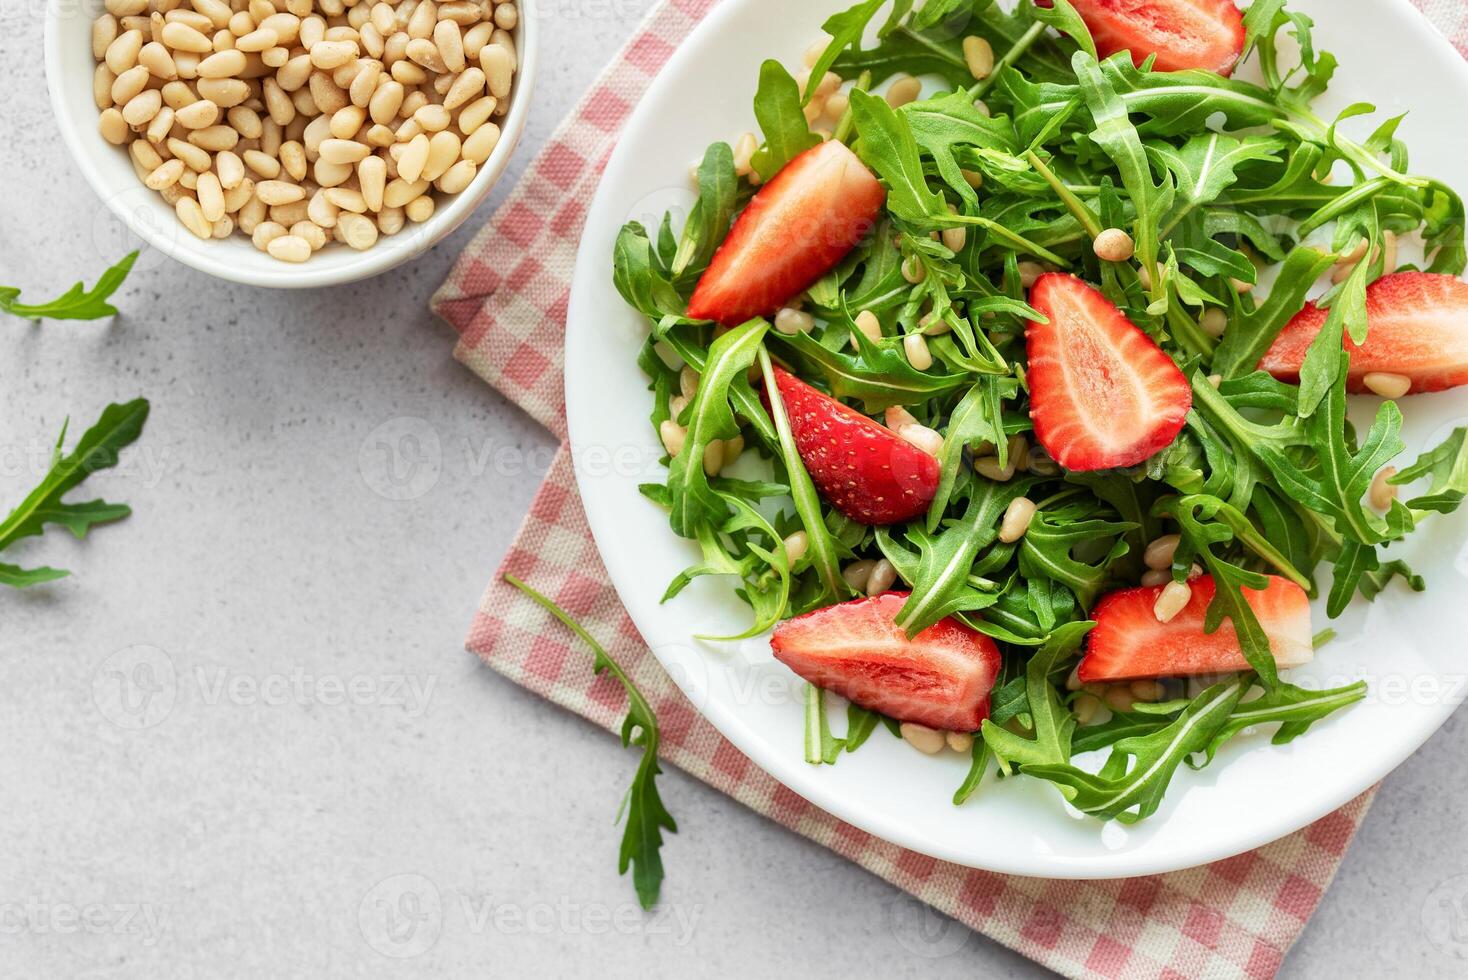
431 2 1467 975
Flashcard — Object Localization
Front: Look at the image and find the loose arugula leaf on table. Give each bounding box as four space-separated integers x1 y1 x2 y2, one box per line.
0 399 150 588
504 575 676 910
0 252 138 322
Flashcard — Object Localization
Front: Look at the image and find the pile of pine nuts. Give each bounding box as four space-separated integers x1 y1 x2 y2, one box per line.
90 0 518 262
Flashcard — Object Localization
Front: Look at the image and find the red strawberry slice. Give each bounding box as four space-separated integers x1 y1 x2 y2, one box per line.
771 592 1003 731
766 366 939 525
1025 273 1191 472
1078 575 1313 683
1259 272 1468 394
686 140 886 327
1061 0 1246 75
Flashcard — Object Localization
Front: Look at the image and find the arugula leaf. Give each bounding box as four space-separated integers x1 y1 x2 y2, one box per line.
849 88 950 224
673 143 738 278
981 621 1092 771
1025 677 1244 822
751 61 821 182
664 320 768 538
0 399 149 587
1196 678 1367 764
504 575 676 909
807 0 888 99
0 252 138 322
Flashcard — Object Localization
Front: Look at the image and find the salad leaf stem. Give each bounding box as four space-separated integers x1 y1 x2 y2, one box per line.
504 574 676 909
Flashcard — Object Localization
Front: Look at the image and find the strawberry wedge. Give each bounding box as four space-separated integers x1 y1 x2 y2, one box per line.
686 140 886 326
1078 575 1313 683
766 366 939 525
1260 272 1468 394
1063 0 1245 75
1025 273 1192 472
771 593 1002 732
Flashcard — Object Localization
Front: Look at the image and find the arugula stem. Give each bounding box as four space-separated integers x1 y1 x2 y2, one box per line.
833 71 871 146
967 22 1045 102
952 214 1070 267
1024 150 1102 239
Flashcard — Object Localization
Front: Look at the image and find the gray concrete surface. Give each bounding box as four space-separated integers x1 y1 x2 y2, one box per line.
2 2 1467 977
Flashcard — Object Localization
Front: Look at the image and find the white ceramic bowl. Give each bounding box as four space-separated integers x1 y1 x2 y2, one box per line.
43 0 537 288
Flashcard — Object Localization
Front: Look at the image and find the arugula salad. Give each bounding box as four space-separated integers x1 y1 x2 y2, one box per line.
611 0 1468 823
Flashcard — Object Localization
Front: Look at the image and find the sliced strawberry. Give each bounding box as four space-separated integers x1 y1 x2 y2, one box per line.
766 366 939 525
1259 272 1468 394
1063 0 1246 75
1078 575 1313 683
771 592 1002 731
1025 273 1191 472
686 140 886 327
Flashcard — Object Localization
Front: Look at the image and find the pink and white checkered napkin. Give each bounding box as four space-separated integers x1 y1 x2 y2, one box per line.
431 1 1468 975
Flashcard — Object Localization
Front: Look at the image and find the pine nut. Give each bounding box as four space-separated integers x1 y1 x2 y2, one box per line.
93 63 116 110
885 406 919 431
196 48 245 78
106 30 144 73
94 15 120 60
419 131 458 181
1129 680 1165 703
222 177 254 213
174 98 220 128
479 42 512 98
442 67 484 111
1018 261 1045 288
328 104 365 138
461 121 500 163
196 171 225 220
1200 308 1227 338
731 132 758 177
166 136 211 170
162 21 213 52
885 75 921 108
1363 372 1412 399
700 440 725 477
1140 568 1169 587
383 177 428 208
658 420 687 458
897 423 943 458
198 77 249 107
310 39 357 69
854 310 882 345
307 188 340 227
189 124 238 151
251 219 287 250
865 558 897 597
266 233 312 262
121 88 163 126
160 80 195 110
256 179 306 204
279 140 307 180
900 723 945 755
458 94 496 134
903 333 933 371
941 225 967 252
946 731 973 753
145 105 175 143
313 158 353 187
145 158 186 189
397 133 430 182
1105 686 1136 713
1093 227 1135 262
1144 534 1180 571
678 366 699 399
962 35 994 80
405 195 435 222
315 137 367 164
1153 581 1192 623
432 19 464 72
901 255 925 284
414 102 451 132
493 3 517 29
999 497 1037 543
290 220 328 250
175 195 213 238
1369 466 1399 511
782 531 809 564
842 560 874 591
774 307 814 335
355 155 386 209
328 211 374 250
975 456 1015 482
1073 693 1101 725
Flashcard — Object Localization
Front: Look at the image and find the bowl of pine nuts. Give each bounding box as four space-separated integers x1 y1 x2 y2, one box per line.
45 0 535 287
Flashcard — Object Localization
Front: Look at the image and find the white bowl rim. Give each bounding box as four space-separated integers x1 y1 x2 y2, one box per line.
43 0 538 289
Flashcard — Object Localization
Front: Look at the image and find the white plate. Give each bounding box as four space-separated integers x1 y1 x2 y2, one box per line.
565 0 1468 877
